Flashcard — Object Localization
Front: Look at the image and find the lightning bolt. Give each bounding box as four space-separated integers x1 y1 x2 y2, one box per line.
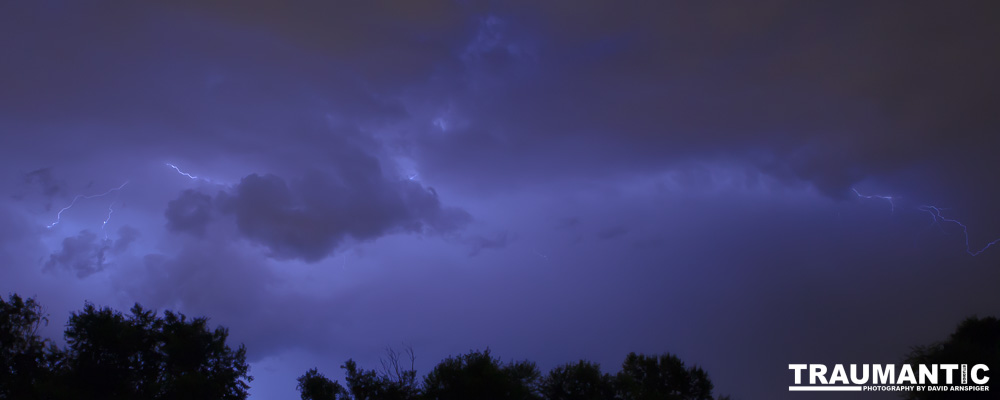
917 205 1000 256
165 162 219 184
852 186 1000 256
47 181 129 229
853 188 895 214
101 201 116 240
166 163 199 180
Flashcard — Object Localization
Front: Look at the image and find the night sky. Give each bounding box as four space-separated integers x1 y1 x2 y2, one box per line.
3 2 1000 399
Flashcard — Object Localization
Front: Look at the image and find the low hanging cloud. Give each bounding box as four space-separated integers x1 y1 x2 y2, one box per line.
222 172 470 262
165 169 471 263
165 189 214 236
401 2 1000 204
465 231 511 256
23 168 64 199
596 225 629 241
44 226 140 278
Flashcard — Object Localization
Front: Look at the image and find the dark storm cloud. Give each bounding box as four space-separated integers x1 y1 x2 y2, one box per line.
162 0 471 89
465 231 510 256
554 217 580 230
217 171 470 262
11 168 67 215
405 1 1000 202
165 189 214 236
2 2 999 399
43 227 138 278
44 231 108 277
23 168 64 199
0 206 45 262
3 1 999 204
112 225 140 253
0 1 420 165
596 226 629 241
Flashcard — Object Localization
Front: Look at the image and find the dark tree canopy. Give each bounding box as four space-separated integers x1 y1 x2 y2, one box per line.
421 348 541 400
340 346 419 400
0 294 51 400
615 352 713 400
310 350 727 400
540 360 615 400
904 316 1000 400
0 295 251 400
297 368 348 400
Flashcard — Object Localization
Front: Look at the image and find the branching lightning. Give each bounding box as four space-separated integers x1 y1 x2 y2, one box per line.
47 181 129 229
917 205 1000 256
853 186 1000 256
852 188 895 214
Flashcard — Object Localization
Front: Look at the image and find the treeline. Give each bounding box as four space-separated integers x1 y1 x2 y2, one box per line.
1 293 732 399
298 348 730 400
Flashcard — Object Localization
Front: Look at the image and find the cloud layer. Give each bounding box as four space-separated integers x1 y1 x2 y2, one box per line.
2 2 1000 400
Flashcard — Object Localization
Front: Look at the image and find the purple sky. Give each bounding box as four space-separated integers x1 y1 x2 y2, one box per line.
2 2 1000 399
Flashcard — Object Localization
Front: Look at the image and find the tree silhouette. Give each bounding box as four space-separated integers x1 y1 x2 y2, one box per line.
614 352 713 400
903 316 999 400
0 294 51 400
540 360 615 400
341 357 418 400
60 303 163 399
378 345 419 396
0 295 251 400
297 368 348 400
422 348 541 400
156 309 252 399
